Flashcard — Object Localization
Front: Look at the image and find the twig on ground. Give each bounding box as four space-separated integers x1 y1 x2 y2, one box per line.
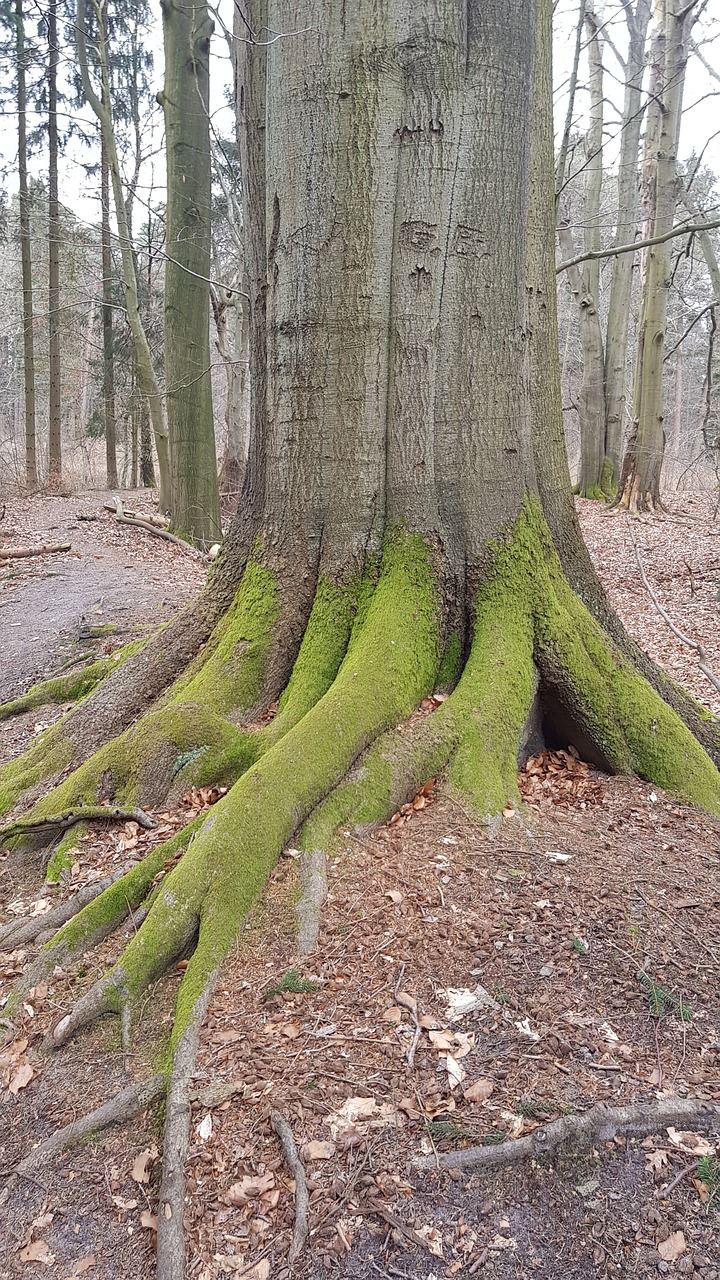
414 1099 720 1171
0 543 71 560
393 964 422 1070
0 806 156 847
657 1160 699 1199
109 495 206 559
626 518 720 697
271 1109 310 1265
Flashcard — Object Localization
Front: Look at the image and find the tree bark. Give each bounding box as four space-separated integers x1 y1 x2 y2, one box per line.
15 0 37 491
617 0 694 513
161 0 221 547
47 0 62 487
75 0 171 512
603 0 652 486
101 130 118 489
558 9 607 498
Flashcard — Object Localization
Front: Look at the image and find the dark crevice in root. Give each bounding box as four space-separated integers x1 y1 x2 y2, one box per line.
156 977 217 1280
415 1099 720 1172
0 1074 165 1206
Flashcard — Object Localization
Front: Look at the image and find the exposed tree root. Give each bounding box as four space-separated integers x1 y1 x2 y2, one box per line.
4 508 720 1279
0 1073 165 1205
295 850 327 955
270 1110 310 1266
1 806 155 850
0 868 131 950
156 978 217 1280
0 645 147 724
415 1099 720 1172
0 542 70 559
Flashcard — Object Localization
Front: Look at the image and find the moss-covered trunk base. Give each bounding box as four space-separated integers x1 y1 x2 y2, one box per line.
4 505 720 1277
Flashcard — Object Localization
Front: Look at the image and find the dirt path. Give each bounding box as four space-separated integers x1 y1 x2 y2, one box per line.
0 490 205 703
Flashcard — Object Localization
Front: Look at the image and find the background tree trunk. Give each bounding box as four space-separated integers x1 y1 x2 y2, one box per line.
603 0 652 486
15 0 37 491
47 0 62 487
101 132 118 489
161 0 221 547
618 0 694 513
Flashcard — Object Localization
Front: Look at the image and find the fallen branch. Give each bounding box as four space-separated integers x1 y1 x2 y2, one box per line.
414 1099 720 1171
271 1109 310 1266
626 519 720 697
109 496 206 559
0 806 156 847
0 869 131 950
0 1073 166 1205
0 542 70 560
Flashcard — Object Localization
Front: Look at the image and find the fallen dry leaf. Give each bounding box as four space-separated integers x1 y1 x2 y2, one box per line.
464 1078 494 1103
658 1231 686 1262
226 1171 276 1205
131 1146 159 1184
243 1261 270 1280
8 1062 34 1095
19 1240 54 1265
140 1211 158 1231
301 1139 336 1161
667 1128 716 1157
70 1255 96 1275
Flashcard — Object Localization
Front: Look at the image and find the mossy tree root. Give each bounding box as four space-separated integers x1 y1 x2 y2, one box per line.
0 641 148 724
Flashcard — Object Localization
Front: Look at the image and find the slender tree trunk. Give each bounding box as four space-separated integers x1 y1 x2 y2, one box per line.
75 0 171 511
603 0 652 485
47 0 62 487
15 0 37 491
101 132 118 489
161 0 221 546
617 0 694 513
213 289 249 494
558 9 607 497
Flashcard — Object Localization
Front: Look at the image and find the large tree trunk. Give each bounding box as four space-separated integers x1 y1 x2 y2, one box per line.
3 7 719 1275
15 0 37 491
603 0 652 487
617 0 693 514
161 0 221 547
47 0 62 487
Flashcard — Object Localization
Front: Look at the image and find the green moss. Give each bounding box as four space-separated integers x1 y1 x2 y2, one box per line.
46 823 88 883
0 727 73 817
94 527 441 1047
599 456 616 499
171 559 279 715
0 639 148 723
27 703 253 818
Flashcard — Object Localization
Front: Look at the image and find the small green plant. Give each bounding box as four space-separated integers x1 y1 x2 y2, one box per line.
262 968 319 1001
638 973 692 1022
516 1097 553 1119
494 989 510 1005
425 1119 476 1143
571 936 588 955
697 1155 720 1205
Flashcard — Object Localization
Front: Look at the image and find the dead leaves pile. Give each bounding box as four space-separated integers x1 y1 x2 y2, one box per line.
519 745 606 809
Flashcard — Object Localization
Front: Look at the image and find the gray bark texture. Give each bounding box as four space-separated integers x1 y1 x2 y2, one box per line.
618 0 694 513
161 0 221 547
15 0 37 490
603 0 652 484
47 0 62 486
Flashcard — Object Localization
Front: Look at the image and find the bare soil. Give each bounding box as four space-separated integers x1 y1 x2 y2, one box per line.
1 495 719 1280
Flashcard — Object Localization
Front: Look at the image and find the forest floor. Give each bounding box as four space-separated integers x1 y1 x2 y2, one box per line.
1 490 719 1280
